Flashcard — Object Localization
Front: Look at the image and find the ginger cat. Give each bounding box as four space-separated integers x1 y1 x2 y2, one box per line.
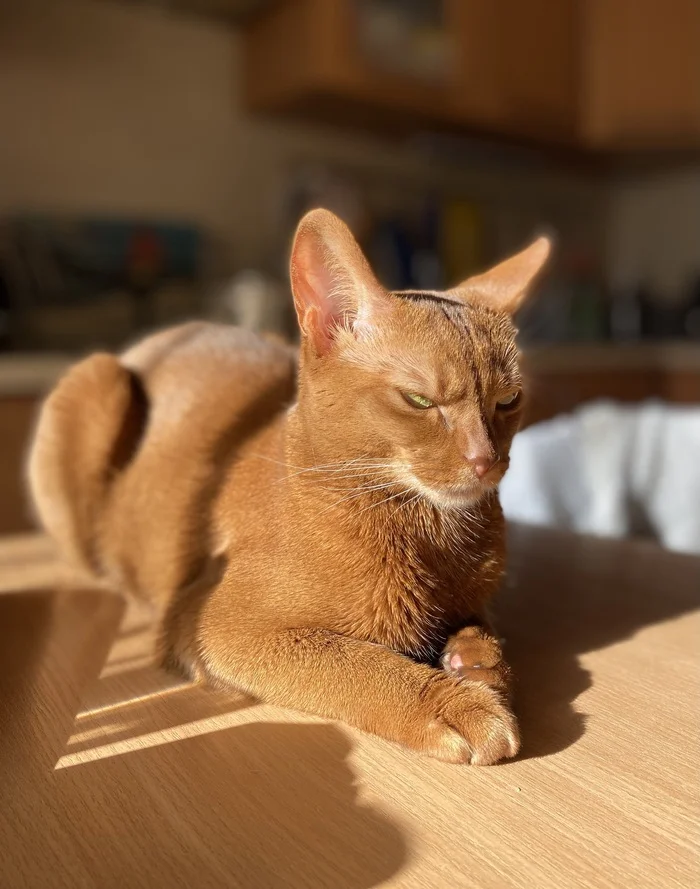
28 209 550 765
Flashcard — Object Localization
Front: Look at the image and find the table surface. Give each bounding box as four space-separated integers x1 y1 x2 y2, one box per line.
1 528 698 889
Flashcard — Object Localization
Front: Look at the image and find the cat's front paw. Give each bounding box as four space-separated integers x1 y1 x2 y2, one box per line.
421 675 520 766
440 626 512 696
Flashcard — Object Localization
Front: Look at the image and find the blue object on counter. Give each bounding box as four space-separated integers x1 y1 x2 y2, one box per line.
368 217 414 290
3 214 202 307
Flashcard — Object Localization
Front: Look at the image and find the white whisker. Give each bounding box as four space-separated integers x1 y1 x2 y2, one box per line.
274 467 395 486
317 481 400 515
357 488 410 514
251 453 395 478
389 491 422 519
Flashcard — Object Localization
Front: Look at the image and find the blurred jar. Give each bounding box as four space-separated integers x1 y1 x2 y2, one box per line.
208 271 291 335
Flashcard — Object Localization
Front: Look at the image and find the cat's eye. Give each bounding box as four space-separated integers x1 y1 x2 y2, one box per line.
496 391 521 409
403 392 435 410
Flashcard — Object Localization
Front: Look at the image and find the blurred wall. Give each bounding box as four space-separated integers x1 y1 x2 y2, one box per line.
0 0 245 252
0 0 605 272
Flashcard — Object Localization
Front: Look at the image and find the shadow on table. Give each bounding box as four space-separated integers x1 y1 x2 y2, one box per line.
66 663 255 755
1 589 406 888
501 525 700 760
15 721 408 889
0 587 123 774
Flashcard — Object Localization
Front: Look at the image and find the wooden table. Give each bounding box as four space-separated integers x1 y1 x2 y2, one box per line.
1 528 698 889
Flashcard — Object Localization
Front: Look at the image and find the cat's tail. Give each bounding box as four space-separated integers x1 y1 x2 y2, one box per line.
27 353 146 577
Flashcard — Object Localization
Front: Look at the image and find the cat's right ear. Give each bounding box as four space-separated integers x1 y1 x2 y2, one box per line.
290 209 386 357
448 236 551 315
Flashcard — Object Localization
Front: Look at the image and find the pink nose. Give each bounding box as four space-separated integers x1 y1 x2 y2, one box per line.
466 452 499 479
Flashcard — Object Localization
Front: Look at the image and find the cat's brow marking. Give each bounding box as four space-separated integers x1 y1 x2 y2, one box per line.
460 314 496 435
391 290 465 308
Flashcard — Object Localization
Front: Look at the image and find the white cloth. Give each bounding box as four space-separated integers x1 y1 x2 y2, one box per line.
500 400 700 555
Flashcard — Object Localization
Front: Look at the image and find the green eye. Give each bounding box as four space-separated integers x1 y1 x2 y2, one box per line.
403 392 435 410
496 391 521 408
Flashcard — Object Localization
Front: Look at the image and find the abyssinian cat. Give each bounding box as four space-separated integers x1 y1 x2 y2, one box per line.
29 209 550 765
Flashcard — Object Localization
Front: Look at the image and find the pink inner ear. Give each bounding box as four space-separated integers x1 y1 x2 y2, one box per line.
293 248 345 355
290 208 387 354
304 261 343 330
291 231 342 352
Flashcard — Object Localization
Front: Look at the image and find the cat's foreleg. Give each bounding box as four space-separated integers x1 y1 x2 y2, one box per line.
199 621 518 765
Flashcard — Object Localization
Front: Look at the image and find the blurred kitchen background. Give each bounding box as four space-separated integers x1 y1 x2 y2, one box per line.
1 0 699 551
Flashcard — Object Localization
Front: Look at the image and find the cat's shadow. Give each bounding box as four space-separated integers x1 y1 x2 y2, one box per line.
499 523 699 759
0 591 407 889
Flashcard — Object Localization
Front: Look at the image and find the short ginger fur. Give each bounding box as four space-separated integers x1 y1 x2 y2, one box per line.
28 210 550 765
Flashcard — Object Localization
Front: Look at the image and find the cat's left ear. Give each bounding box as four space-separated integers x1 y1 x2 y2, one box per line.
290 208 387 356
449 236 551 315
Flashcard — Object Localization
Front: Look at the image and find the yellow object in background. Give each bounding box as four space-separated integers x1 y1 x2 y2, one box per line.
441 200 483 287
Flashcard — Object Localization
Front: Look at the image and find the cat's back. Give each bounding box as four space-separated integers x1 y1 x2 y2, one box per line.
105 322 297 600
122 321 296 425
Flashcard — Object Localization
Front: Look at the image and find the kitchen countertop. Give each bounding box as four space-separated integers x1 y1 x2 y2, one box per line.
1 526 698 888
0 353 72 397
520 341 700 374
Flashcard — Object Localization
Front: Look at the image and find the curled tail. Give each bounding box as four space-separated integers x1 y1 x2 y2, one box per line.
27 353 146 576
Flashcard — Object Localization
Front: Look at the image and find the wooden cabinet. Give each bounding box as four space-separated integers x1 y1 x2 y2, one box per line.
450 0 578 142
242 0 699 152
244 0 452 131
521 345 700 428
580 0 700 149
243 0 577 141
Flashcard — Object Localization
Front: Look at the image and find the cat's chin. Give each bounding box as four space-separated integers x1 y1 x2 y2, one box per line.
429 486 489 510
405 476 495 511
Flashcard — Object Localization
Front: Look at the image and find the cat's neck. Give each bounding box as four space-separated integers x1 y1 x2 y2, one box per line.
279 408 502 657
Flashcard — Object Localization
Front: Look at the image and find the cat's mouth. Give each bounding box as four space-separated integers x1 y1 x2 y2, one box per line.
427 482 494 508
399 470 495 509
394 456 507 510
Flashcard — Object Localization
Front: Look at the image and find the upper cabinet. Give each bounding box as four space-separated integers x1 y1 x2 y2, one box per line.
449 0 578 142
580 0 700 150
244 0 458 131
242 0 700 153
243 0 578 140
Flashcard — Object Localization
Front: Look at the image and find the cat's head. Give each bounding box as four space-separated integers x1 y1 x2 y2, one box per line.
290 209 550 508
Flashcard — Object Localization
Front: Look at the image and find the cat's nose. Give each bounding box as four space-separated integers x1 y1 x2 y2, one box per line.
466 451 499 478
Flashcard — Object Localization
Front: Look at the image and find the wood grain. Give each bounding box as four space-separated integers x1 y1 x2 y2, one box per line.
581 0 700 148
0 528 698 888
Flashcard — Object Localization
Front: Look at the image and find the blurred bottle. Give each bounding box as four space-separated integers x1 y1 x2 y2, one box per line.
642 294 687 340
412 196 444 290
568 250 608 341
609 285 644 341
209 271 289 335
126 228 164 334
684 277 700 339
367 216 413 290
440 198 483 287
516 276 572 344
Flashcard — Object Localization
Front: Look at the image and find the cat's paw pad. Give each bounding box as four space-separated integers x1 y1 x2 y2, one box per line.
440 626 511 694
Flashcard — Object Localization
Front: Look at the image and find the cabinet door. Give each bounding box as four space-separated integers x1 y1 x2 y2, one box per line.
244 0 578 141
244 0 454 130
581 0 700 148
448 0 578 141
